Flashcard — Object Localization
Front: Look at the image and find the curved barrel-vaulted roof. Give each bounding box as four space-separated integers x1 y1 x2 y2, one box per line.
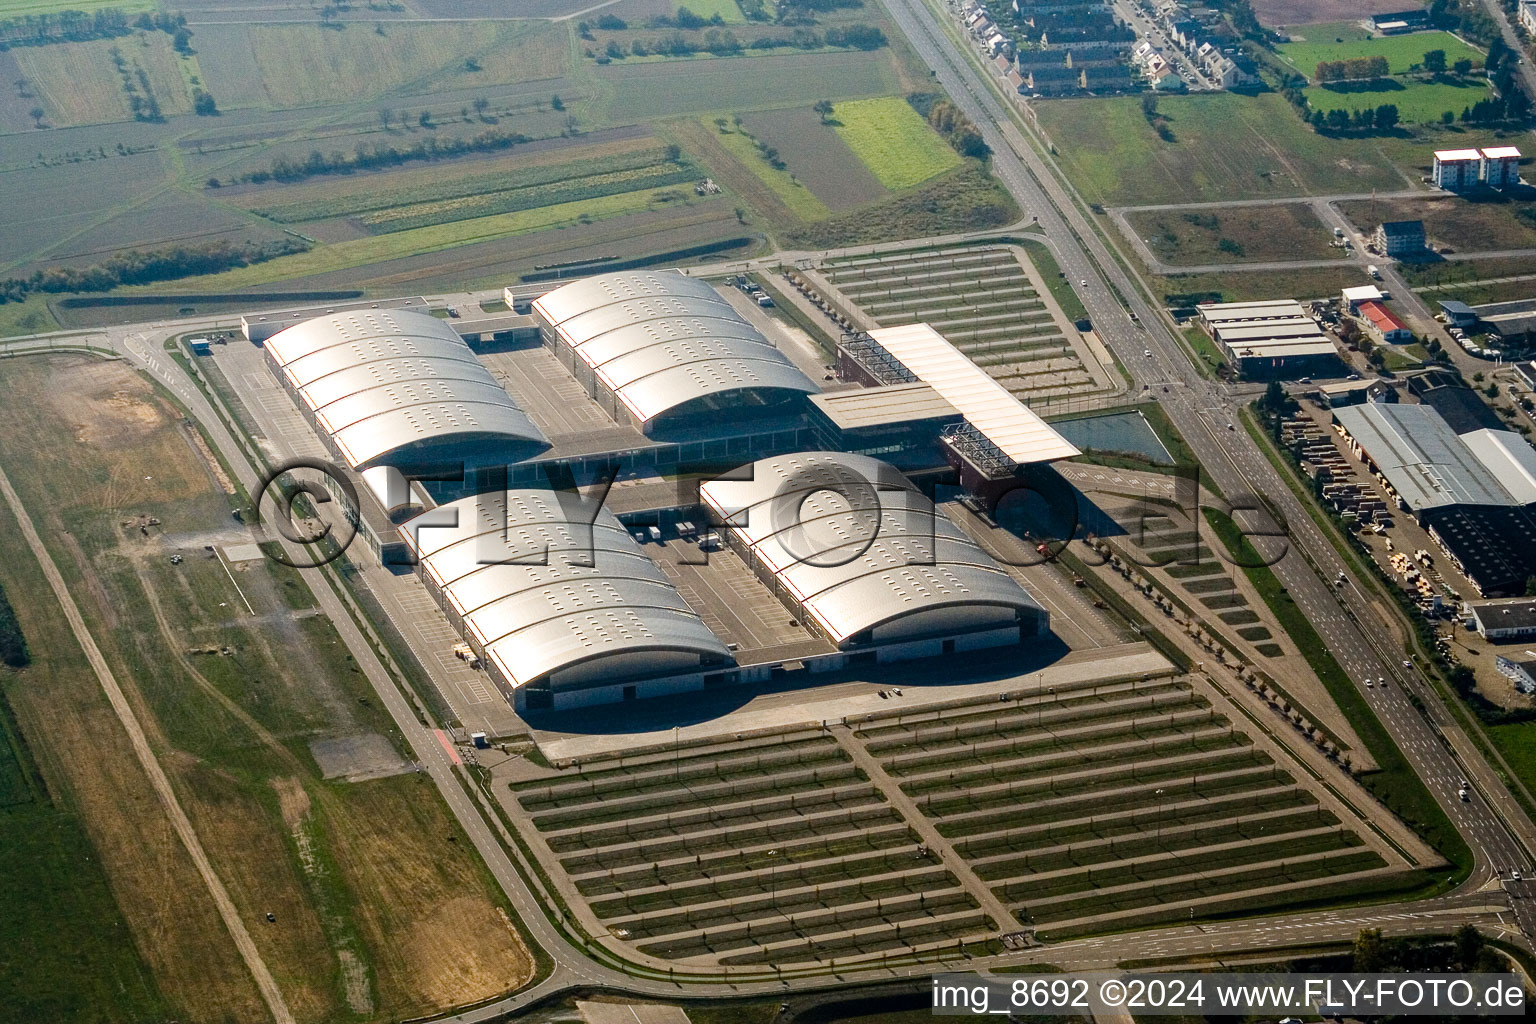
265 309 547 470
698 451 1042 645
531 269 817 429
399 489 731 690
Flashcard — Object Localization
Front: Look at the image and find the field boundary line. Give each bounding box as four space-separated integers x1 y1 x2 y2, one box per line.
0 462 296 1024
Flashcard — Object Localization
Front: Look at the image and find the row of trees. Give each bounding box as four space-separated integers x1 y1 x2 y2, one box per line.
1315 55 1389 82
0 8 187 48
233 126 534 185
597 22 884 60
1426 0 1500 47
1307 102 1401 132
0 238 309 305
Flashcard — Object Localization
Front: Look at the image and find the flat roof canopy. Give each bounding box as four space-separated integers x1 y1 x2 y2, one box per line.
865 324 1079 464
808 382 960 430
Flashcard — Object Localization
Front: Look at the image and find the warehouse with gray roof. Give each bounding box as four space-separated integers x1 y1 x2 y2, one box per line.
1332 403 1516 512
1334 402 1536 595
1196 299 1338 379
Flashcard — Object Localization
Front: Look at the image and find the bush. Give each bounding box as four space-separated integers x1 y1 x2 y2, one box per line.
0 583 29 668
784 164 1016 248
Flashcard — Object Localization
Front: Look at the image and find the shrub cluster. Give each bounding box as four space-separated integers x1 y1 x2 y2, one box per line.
0 238 310 304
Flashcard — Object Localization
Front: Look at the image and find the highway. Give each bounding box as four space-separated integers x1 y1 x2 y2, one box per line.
879 0 1536 937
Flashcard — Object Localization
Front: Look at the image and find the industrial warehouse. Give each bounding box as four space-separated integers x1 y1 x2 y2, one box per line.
1196 299 1340 378
239 268 1080 711
1333 401 1536 596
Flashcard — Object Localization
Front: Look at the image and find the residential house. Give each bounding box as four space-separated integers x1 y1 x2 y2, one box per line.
1204 51 1258 87
1081 62 1138 91
1376 220 1427 259
1041 23 1134 52
1027 63 1085 92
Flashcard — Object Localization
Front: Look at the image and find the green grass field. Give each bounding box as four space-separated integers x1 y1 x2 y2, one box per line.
1488 721 1536 810
1037 92 1411 206
1278 29 1483 78
1305 77 1492 122
832 96 961 190
0 296 58 339
708 119 830 220
677 0 745 22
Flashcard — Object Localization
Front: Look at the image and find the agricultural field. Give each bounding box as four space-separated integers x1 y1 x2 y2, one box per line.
14 31 191 127
740 106 886 210
0 0 153 14
831 96 961 191
705 117 832 221
1125 204 1346 265
0 354 535 1023
191 21 570 110
1158 263 1374 303
597 50 898 123
0 148 183 274
126 185 728 292
1277 28 1483 78
241 143 702 235
1304 77 1492 123
235 134 669 222
1036 93 1412 206
1338 194 1536 253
